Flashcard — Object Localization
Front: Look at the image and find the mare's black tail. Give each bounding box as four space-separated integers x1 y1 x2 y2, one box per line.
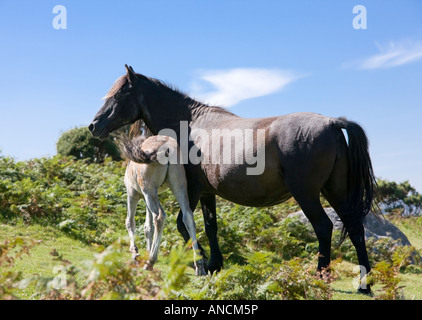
333 118 379 241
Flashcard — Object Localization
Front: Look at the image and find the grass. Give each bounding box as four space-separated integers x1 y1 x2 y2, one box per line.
0 223 96 299
2 217 421 300
331 261 373 300
330 260 422 300
388 216 422 300
388 216 422 250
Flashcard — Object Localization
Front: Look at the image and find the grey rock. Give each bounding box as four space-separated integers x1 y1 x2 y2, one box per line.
287 208 411 246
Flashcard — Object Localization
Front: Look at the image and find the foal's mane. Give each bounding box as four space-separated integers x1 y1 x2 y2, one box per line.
129 119 152 138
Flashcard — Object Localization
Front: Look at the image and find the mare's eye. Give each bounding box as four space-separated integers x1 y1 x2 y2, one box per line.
116 91 130 100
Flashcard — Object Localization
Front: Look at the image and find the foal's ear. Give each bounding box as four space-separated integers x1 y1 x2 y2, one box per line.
125 64 138 84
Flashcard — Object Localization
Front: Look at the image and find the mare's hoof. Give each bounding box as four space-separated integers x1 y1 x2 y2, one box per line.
206 259 223 274
357 287 373 296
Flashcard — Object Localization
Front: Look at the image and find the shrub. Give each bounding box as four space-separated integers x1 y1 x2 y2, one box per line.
0 156 129 245
173 251 333 300
371 260 404 300
377 179 422 216
2 153 421 300
56 127 121 163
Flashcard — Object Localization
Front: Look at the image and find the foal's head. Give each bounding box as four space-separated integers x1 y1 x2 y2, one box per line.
89 65 145 139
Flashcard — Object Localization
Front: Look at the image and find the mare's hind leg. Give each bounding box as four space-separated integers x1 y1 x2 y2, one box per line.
290 192 334 271
322 157 372 294
322 188 371 293
126 187 142 260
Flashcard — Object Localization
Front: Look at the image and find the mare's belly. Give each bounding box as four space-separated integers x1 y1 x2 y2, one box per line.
204 163 291 207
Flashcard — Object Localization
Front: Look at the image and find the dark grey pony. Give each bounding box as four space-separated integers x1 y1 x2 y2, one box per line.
90 65 378 294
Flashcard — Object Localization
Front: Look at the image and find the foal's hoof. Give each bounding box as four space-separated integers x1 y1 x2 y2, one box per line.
131 253 140 262
143 261 154 271
195 268 206 276
195 264 207 276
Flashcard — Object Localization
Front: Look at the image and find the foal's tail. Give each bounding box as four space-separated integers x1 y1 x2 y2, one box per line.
118 135 157 163
332 118 379 238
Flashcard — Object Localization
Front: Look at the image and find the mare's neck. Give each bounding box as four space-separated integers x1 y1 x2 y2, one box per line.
138 79 237 134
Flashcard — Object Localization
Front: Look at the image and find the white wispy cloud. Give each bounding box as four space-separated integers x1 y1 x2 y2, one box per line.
350 40 422 70
190 68 305 107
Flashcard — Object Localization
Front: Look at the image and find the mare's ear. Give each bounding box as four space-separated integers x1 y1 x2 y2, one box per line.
125 64 138 84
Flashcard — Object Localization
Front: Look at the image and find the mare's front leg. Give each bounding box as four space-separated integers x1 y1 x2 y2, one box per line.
126 188 142 260
200 193 223 273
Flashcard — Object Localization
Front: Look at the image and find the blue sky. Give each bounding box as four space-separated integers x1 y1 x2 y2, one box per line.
0 0 421 191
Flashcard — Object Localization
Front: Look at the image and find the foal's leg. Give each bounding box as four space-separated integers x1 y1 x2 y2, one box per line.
144 206 154 252
168 165 206 276
126 188 142 260
142 191 166 270
176 171 208 264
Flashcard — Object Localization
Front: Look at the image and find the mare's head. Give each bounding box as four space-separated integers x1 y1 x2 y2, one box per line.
89 65 145 139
